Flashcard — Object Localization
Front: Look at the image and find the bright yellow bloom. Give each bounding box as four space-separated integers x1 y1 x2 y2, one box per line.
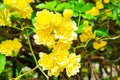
3 0 33 19
51 13 63 26
0 9 11 26
38 52 80 77
0 38 22 56
36 9 80 77
63 9 73 19
79 24 95 42
35 9 52 29
38 52 53 70
33 32 55 48
93 39 107 51
66 54 81 77
38 51 68 77
96 0 104 9
54 20 77 42
104 0 110 3
86 7 100 16
34 9 77 47
38 39 80 77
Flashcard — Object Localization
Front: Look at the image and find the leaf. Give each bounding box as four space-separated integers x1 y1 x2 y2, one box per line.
0 3 10 11
55 3 70 11
81 14 95 19
36 3 46 9
45 1 57 10
75 22 86 34
95 30 108 37
0 54 6 74
36 1 58 11
75 0 85 12
79 3 94 12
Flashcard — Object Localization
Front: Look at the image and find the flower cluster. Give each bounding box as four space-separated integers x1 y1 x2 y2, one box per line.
0 9 11 26
79 21 107 50
3 0 33 19
86 0 110 16
38 40 80 77
34 9 81 77
34 9 77 48
0 38 22 56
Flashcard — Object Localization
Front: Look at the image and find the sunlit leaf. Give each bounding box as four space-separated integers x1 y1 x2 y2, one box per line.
0 54 6 74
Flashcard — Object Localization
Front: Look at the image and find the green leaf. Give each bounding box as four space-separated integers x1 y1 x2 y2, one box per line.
45 1 57 10
95 30 108 37
75 0 85 12
81 14 95 19
36 3 46 9
56 2 71 11
0 3 10 11
79 3 94 12
75 22 86 34
0 54 6 74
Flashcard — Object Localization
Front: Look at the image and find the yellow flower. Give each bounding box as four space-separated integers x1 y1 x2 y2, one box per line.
34 9 77 47
66 54 81 77
51 13 63 26
0 38 22 56
63 9 73 19
0 9 11 26
79 25 95 42
3 0 33 19
38 52 53 70
52 40 72 53
93 39 107 51
35 9 52 29
38 51 67 77
54 20 77 42
104 0 110 3
86 7 100 16
16 0 28 10
33 25 55 48
38 52 81 77
38 39 81 77
96 0 104 9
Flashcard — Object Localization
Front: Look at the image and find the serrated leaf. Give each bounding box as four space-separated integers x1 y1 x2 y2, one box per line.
0 54 6 74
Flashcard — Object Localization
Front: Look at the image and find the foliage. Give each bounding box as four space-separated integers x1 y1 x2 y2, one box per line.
0 0 120 80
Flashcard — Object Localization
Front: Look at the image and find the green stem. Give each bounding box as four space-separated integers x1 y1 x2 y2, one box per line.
25 30 49 79
9 26 22 31
15 66 38 80
73 45 85 53
78 12 81 26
